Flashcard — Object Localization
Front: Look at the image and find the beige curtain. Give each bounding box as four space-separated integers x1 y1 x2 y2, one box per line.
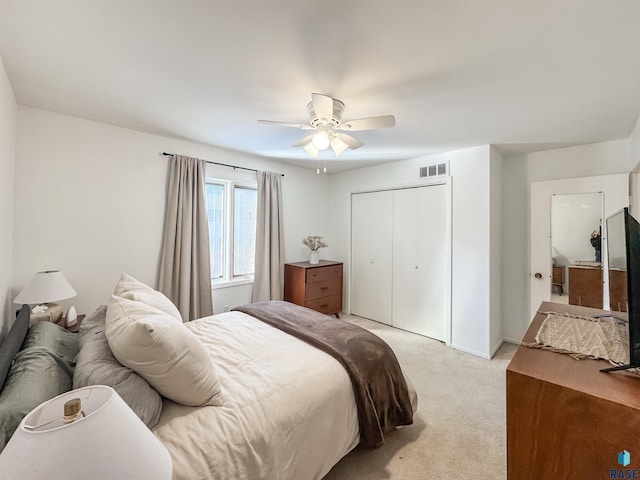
252 171 285 302
158 155 213 320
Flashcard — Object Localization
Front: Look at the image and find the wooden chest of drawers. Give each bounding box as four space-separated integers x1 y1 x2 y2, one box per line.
609 268 628 312
284 260 343 317
551 265 564 295
507 302 640 479
568 265 603 309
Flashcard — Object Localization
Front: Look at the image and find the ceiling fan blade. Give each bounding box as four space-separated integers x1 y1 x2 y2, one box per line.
337 115 396 131
335 132 363 150
258 119 313 130
311 93 334 123
291 134 315 148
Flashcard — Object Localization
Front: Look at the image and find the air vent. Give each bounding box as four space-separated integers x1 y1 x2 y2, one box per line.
420 162 448 178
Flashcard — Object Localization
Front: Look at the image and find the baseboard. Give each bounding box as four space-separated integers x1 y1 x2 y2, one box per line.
490 338 504 358
502 336 522 345
450 343 491 360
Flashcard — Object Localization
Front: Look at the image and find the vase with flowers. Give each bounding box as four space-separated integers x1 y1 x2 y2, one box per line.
303 235 327 264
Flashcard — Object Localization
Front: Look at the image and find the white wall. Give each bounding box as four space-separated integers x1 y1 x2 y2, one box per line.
500 155 528 343
631 115 640 171
14 107 330 316
0 57 17 337
448 145 496 358
489 146 503 355
329 145 500 358
502 139 633 342
629 116 640 215
525 139 633 183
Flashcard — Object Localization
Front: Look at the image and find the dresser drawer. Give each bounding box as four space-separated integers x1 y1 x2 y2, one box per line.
305 278 342 301
306 294 342 315
306 264 342 283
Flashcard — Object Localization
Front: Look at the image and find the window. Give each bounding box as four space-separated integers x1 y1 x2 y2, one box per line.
206 180 257 284
233 187 257 276
206 183 225 279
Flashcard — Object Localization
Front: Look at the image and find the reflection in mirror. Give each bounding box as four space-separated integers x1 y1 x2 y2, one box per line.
551 193 604 307
606 210 628 314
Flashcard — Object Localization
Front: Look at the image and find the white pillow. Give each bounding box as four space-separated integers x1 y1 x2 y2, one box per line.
114 273 182 322
105 295 223 407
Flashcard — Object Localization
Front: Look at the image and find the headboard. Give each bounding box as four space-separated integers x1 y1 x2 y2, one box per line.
0 306 30 392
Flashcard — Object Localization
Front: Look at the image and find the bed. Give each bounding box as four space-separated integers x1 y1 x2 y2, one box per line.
0 275 418 480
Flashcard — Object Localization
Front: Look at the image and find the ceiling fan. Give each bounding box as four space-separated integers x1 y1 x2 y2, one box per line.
258 93 396 158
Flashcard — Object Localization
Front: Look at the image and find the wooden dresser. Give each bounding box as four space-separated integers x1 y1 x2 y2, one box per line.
609 268 628 312
284 260 343 317
507 302 640 479
568 264 603 308
552 265 565 295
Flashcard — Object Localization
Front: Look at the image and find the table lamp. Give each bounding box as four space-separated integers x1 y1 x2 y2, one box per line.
13 270 77 323
0 385 172 479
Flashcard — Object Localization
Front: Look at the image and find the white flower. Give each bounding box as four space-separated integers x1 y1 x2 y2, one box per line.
303 235 328 251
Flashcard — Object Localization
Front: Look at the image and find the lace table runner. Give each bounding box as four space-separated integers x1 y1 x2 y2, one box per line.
524 312 629 367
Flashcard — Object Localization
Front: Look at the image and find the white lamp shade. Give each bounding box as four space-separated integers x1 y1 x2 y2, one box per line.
0 386 172 479
13 270 77 304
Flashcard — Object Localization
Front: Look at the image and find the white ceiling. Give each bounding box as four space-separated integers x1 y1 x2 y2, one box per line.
2 0 640 172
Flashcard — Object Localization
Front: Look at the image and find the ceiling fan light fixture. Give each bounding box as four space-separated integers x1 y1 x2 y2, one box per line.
311 131 330 150
330 136 349 156
304 143 320 157
259 93 396 160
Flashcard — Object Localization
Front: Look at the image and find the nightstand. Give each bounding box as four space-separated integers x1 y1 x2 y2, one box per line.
284 261 343 317
62 314 86 333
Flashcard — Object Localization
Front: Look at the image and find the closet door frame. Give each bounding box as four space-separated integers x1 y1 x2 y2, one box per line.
349 178 452 346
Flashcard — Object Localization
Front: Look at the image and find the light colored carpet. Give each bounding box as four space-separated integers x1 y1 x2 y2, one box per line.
323 314 517 480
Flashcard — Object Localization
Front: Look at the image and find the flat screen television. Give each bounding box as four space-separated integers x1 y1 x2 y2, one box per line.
602 207 640 373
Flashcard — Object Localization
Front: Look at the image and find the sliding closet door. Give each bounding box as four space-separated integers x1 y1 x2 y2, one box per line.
351 190 393 324
417 185 449 341
392 185 448 341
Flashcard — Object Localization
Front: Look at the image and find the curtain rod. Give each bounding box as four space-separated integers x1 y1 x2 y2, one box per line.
161 152 284 176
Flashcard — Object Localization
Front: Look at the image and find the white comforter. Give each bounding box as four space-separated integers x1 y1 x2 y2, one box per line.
152 310 361 480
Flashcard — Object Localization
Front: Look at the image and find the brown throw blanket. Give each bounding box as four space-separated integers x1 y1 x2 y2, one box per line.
232 300 414 448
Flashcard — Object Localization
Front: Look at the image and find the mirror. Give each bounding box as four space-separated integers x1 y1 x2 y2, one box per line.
551 192 604 307
606 210 628 314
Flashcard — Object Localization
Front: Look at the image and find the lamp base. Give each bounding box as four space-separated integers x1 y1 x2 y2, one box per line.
30 303 64 325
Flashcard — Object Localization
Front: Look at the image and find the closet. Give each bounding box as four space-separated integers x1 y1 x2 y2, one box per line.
351 190 393 325
350 183 449 341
